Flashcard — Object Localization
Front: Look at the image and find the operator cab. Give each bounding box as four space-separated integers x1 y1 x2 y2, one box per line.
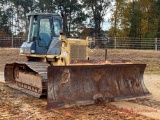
20 13 62 55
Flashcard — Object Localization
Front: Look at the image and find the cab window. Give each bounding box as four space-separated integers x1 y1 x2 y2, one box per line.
31 17 38 40
53 19 61 37
39 18 51 46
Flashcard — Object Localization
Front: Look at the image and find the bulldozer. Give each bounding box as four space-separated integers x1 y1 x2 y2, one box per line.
4 13 151 109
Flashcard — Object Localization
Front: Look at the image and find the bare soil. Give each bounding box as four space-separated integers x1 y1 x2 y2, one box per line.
89 49 160 74
0 83 153 120
0 48 26 72
0 48 160 119
0 48 160 73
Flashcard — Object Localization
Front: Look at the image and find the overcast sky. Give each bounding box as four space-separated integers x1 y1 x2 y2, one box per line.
102 14 112 30
102 1 115 30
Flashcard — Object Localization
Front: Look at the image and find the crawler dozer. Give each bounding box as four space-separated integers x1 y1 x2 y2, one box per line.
4 13 151 109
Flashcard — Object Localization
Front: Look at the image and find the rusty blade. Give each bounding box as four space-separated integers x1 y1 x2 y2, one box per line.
47 64 151 109
70 60 132 65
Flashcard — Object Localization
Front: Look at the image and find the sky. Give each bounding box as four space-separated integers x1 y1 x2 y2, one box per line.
102 14 112 30
102 1 115 31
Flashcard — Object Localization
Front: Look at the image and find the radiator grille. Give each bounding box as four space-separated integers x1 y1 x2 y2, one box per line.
70 45 86 60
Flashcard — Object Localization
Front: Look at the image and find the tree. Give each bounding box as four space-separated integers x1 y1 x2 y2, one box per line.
38 0 87 36
108 0 127 37
82 0 112 37
138 0 157 38
10 0 36 33
109 0 158 38
156 0 160 37
38 0 55 12
129 0 142 37
0 1 12 36
54 0 86 36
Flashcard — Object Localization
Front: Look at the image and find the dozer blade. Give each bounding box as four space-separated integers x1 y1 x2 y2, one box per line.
47 63 151 109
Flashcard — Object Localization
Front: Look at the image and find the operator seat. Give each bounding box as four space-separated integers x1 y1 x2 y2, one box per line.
39 33 51 46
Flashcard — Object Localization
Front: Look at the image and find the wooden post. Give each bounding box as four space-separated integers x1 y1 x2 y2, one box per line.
105 48 107 60
114 37 116 49
12 35 13 48
155 38 157 51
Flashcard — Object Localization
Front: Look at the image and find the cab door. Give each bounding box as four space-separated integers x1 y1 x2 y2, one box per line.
36 17 52 54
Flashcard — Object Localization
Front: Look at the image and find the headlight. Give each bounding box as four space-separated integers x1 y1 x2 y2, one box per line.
31 50 35 53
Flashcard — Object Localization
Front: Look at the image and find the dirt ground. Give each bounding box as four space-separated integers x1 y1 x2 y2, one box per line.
0 83 153 120
0 48 160 73
0 48 160 119
0 48 26 72
88 49 160 74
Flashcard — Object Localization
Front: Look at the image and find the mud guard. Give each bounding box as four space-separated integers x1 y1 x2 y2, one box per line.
47 64 151 109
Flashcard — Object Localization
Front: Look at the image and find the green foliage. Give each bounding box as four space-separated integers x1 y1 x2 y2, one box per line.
38 0 55 12
109 0 160 38
3 0 160 38
0 0 112 37
0 3 12 35
82 0 111 37
37 0 87 36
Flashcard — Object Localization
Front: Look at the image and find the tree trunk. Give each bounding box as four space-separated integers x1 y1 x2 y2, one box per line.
61 11 67 35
